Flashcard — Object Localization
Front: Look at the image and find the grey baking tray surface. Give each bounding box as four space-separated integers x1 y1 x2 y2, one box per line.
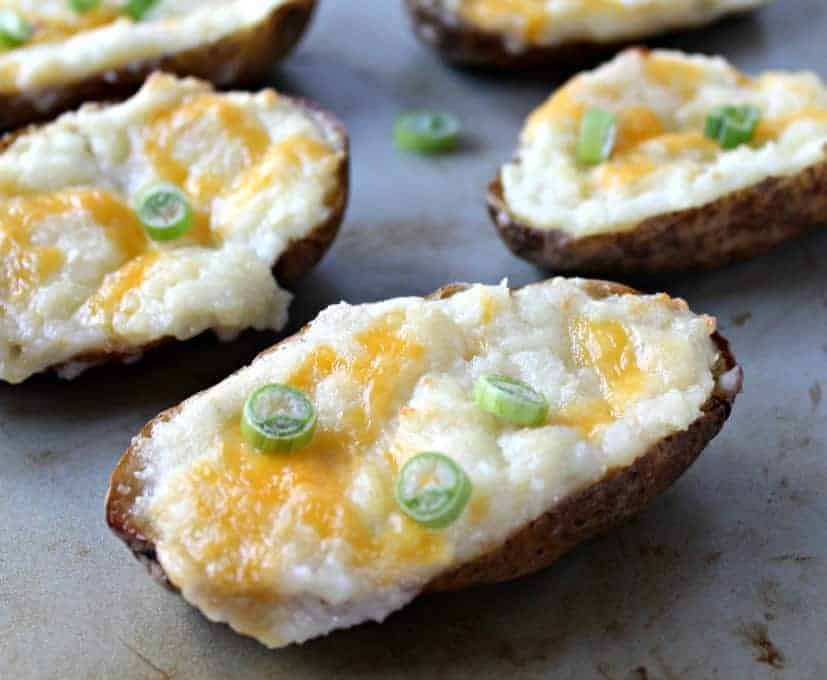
2 1 826 677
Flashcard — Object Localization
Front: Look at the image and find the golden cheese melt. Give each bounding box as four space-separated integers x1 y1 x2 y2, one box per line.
145 95 272 203
226 135 334 203
85 251 161 329
24 8 123 46
150 307 655 597
641 55 709 99
459 0 549 41
457 1 762 44
153 315 451 596
458 0 700 42
0 189 147 304
555 318 645 436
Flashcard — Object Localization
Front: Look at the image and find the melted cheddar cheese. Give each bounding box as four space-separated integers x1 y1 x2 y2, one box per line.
20 6 122 45
0 189 147 304
443 0 769 49
0 73 346 383
155 317 448 600
503 49 827 238
0 0 300 92
556 318 646 436
144 94 272 202
131 279 721 647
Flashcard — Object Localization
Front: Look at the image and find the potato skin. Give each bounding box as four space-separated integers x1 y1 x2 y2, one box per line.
4 93 349 381
106 280 741 604
404 0 623 71
489 154 827 275
0 0 317 131
273 99 350 287
404 0 758 71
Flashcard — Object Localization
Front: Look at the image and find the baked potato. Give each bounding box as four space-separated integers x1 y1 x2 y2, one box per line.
0 72 348 384
490 49 827 275
0 0 316 130
404 0 770 70
106 277 741 648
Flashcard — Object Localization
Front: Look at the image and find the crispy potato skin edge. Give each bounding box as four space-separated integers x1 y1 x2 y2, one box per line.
488 154 827 275
0 0 317 131
2 92 349 381
105 280 741 601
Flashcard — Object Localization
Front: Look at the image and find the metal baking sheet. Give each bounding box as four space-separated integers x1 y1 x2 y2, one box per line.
2 1 826 677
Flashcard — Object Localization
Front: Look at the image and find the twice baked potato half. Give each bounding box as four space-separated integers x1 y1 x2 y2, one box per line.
0 72 348 384
405 0 769 70
490 49 827 275
0 0 316 129
107 277 741 648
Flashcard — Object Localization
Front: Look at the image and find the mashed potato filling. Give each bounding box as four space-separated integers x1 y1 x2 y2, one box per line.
130 279 720 647
501 49 827 238
0 0 298 91
0 73 345 383
442 0 768 49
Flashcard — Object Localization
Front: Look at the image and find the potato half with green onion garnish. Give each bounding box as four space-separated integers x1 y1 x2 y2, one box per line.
0 0 317 130
404 0 771 70
489 49 827 275
107 278 741 648
0 72 349 384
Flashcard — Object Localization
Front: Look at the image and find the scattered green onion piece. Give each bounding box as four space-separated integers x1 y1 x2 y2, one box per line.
473 374 549 426
69 0 102 13
705 105 761 149
0 10 33 49
241 384 318 454
135 182 193 241
394 110 461 154
395 452 472 529
576 107 617 166
704 106 734 140
719 105 761 149
124 0 159 20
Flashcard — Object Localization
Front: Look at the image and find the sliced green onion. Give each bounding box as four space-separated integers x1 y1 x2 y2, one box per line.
241 384 317 454
394 111 461 154
0 10 33 49
124 0 159 20
576 108 617 166
474 374 548 426
704 106 735 140
69 0 102 13
719 105 761 149
135 182 193 241
395 452 472 529
705 105 761 149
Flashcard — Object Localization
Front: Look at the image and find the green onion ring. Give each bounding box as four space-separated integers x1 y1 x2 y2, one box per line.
69 0 102 13
134 182 194 242
395 452 472 529
124 0 159 20
576 107 617 166
705 104 761 149
394 110 461 154
241 384 318 454
0 10 33 49
473 374 549 426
